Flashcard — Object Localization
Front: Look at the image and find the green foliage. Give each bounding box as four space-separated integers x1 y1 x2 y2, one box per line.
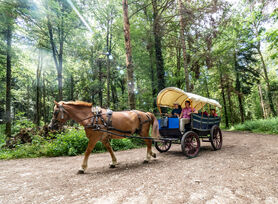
230 117 278 135
12 112 35 134
0 129 145 159
1 0 278 147
111 138 136 151
0 125 5 148
45 130 89 157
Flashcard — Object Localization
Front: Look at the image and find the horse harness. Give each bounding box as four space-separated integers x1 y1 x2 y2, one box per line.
54 104 154 140
85 107 152 135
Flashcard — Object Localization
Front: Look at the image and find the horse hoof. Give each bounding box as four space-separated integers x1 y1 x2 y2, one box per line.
109 164 116 168
143 160 149 164
77 169 85 174
153 153 156 158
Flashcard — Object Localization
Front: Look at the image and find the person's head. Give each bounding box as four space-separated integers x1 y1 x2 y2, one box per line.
185 100 191 108
173 102 179 109
210 109 216 114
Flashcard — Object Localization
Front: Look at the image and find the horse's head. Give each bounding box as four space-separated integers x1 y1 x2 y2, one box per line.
48 101 70 130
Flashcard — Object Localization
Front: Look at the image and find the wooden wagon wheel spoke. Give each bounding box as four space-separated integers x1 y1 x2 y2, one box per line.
181 131 200 158
155 141 172 153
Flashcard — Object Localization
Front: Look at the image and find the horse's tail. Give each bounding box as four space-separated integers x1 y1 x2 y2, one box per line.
147 112 160 139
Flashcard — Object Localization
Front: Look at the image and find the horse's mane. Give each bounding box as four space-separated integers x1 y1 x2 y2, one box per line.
64 101 92 107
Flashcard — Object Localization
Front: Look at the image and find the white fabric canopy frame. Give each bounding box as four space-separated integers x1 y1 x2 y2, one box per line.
156 87 222 113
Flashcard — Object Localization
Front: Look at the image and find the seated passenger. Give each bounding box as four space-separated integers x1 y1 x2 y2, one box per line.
202 110 208 116
210 109 218 117
179 101 197 132
170 102 182 118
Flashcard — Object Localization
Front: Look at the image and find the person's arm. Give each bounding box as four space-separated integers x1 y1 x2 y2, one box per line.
177 109 182 117
188 108 197 115
179 110 183 118
172 110 178 117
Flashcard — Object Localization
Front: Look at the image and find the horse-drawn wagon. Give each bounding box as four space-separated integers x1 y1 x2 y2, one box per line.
48 87 222 173
155 87 223 158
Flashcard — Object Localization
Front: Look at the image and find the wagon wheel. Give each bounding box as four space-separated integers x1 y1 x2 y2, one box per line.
210 125 223 150
181 131 200 158
155 140 172 153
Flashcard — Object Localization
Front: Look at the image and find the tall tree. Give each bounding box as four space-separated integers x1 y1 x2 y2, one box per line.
151 0 167 92
44 0 78 101
5 18 12 138
0 1 16 139
122 0 135 109
178 0 190 91
35 49 43 127
46 9 64 101
249 5 277 116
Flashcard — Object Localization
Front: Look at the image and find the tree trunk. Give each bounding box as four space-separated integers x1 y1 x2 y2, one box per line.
42 73 47 124
147 41 156 110
98 60 103 107
227 85 234 125
220 72 229 128
204 73 210 98
35 49 42 127
106 56 111 108
122 0 135 109
152 0 165 92
258 83 267 119
106 18 112 107
111 81 118 110
5 23 12 139
176 45 182 88
178 0 190 91
234 51 244 123
257 45 277 116
57 60 63 101
236 72 245 123
47 15 63 101
70 74 74 101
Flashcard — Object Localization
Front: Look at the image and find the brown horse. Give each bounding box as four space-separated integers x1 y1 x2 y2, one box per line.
48 101 160 174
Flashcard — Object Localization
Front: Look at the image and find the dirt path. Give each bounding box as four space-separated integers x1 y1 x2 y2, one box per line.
0 131 278 204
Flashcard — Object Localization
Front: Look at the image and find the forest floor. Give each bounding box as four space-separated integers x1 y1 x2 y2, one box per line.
0 131 278 204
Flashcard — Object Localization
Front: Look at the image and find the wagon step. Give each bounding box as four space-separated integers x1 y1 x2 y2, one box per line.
202 139 211 142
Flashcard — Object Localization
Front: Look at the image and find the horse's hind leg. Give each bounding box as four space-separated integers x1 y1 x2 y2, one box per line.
102 138 118 168
78 133 100 174
143 139 156 163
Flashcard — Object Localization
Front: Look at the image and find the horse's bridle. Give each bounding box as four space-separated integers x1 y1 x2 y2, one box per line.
53 104 66 120
53 104 93 123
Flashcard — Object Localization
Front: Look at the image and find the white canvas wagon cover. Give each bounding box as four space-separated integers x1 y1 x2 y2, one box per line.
156 87 222 112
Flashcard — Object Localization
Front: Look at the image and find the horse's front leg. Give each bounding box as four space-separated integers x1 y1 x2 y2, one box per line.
78 132 100 174
102 137 118 168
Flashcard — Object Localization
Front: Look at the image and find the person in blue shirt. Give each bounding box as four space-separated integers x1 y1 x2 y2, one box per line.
170 102 182 118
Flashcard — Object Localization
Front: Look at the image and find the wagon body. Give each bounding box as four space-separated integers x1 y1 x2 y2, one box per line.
158 114 221 138
155 87 223 158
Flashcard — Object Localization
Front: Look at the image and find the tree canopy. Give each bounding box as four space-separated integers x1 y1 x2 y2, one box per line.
0 0 278 136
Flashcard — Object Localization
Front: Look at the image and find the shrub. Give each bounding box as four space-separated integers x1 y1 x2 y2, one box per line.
111 138 136 151
45 129 89 156
230 117 278 134
12 113 35 135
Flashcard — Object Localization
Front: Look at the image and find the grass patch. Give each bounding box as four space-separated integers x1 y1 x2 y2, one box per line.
0 128 145 160
230 117 278 135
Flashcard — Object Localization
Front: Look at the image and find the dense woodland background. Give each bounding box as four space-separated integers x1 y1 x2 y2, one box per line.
0 0 278 141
